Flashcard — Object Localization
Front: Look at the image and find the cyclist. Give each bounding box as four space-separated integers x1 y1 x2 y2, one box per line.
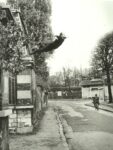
92 94 100 110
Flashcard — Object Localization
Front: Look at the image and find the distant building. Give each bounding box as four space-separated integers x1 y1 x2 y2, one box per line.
80 78 111 100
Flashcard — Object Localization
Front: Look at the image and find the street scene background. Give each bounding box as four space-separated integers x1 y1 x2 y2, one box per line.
0 0 113 150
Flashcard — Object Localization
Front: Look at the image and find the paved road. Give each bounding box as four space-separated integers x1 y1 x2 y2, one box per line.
50 100 113 150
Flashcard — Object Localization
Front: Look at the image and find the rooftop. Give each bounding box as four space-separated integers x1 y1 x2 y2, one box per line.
80 79 104 87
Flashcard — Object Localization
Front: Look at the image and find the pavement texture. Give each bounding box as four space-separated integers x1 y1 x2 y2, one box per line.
85 100 113 113
9 106 69 150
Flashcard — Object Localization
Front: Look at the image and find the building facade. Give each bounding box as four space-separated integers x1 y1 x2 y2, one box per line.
80 79 111 100
0 4 47 150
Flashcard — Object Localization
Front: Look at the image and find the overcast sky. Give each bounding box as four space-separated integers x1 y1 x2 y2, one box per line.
0 0 6 4
1 0 113 75
47 0 113 75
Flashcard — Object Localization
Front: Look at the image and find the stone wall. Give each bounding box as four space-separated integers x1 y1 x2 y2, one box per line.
9 109 33 134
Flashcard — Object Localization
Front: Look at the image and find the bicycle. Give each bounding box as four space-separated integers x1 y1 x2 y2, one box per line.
92 95 100 110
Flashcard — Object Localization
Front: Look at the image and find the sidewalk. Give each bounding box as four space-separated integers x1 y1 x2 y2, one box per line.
9 107 69 150
85 100 113 113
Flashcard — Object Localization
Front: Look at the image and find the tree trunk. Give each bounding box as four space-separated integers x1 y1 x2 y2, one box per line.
106 69 112 103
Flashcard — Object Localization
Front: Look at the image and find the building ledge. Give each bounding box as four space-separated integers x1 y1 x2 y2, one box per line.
14 105 34 109
17 126 33 134
0 109 12 117
5 105 34 110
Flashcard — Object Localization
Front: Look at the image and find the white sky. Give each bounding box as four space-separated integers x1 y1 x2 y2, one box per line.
0 0 6 4
1 0 113 75
47 0 113 75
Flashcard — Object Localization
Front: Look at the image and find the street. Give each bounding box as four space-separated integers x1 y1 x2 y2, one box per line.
9 99 113 150
50 100 113 150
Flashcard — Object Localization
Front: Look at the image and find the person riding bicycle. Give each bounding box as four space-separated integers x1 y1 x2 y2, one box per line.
92 94 100 110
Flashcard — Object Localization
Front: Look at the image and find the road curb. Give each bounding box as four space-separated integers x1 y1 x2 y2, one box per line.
58 114 74 150
56 112 69 150
85 104 113 113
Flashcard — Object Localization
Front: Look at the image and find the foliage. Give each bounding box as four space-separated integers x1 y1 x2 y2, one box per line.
6 0 65 84
91 32 113 102
49 67 85 88
17 0 53 82
0 7 26 75
48 72 64 87
87 67 102 79
91 32 113 72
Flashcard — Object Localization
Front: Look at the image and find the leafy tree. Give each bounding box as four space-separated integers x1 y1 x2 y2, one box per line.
7 0 52 80
49 67 84 88
0 7 26 75
88 66 102 79
49 72 64 88
7 0 66 84
62 67 72 87
16 0 53 83
91 32 113 103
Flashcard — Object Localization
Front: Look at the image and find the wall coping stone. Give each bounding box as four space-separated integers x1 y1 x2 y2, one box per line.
14 105 33 109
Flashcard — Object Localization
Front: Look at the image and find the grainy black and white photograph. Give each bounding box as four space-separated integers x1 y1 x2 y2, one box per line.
0 0 113 150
